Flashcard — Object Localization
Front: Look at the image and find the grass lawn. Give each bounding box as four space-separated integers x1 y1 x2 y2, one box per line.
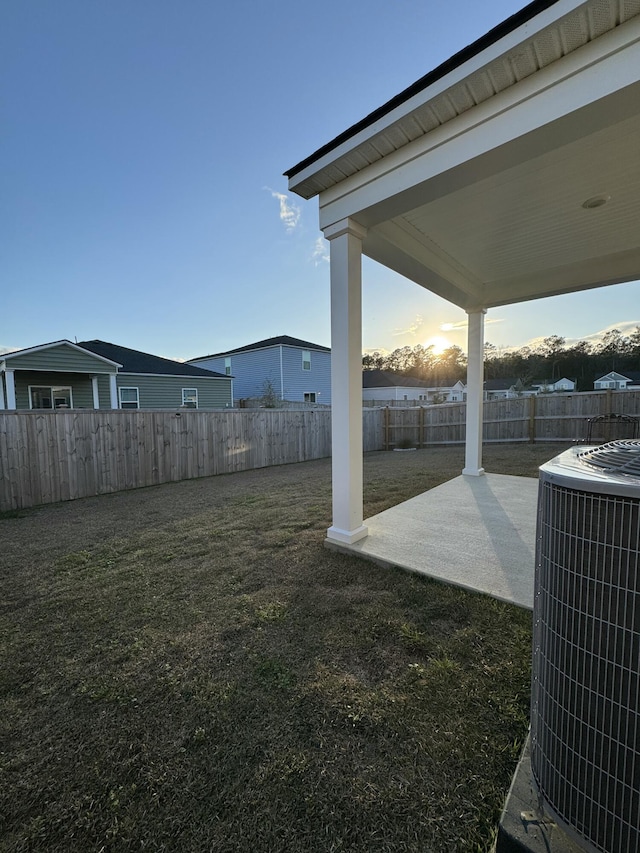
0 443 569 852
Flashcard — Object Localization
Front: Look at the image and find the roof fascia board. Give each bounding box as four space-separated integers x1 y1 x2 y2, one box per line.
318 21 640 229
288 0 588 189
2 339 123 368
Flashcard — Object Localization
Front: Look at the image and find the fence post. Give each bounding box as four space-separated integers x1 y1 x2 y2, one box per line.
605 388 613 414
418 406 424 448
528 395 537 444
384 407 390 450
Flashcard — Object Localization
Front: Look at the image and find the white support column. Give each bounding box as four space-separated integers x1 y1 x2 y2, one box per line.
0 374 5 409
109 374 118 409
91 376 100 409
5 369 16 410
463 308 486 477
324 217 368 544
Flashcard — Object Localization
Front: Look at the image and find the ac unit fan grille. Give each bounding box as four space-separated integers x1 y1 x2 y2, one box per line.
578 439 640 481
532 479 640 853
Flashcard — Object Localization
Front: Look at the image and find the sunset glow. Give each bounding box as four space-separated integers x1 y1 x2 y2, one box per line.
424 336 451 355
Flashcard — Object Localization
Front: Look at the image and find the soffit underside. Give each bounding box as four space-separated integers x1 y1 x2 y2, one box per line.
361 108 640 310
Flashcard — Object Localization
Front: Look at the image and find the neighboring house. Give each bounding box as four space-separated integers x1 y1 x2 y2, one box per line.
362 370 452 403
188 335 331 405
0 339 232 410
593 371 640 391
531 377 576 393
447 380 466 402
483 378 525 400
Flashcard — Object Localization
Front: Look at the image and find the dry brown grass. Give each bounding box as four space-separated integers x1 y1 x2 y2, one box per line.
0 443 569 852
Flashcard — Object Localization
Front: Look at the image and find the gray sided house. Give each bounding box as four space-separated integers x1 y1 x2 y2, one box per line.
188 335 331 405
0 339 232 410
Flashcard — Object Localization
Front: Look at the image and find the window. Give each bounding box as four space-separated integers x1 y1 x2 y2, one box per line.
30 386 72 409
304 392 316 403
302 350 311 371
224 357 231 376
182 388 198 408
119 387 139 409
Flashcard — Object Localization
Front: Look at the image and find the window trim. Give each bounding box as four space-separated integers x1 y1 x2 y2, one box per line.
118 387 140 409
303 392 317 403
302 350 311 371
29 385 73 410
182 388 198 409
224 357 232 376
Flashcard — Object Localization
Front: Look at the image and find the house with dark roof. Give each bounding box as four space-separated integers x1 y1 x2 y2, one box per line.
362 369 456 404
188 335 331 405
593 370 640 391
0 339 232 410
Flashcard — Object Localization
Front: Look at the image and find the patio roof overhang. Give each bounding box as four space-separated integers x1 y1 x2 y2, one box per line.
287 0 640 310
285 0 640 545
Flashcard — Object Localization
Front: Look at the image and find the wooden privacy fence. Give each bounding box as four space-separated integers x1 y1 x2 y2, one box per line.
381 389 640 449
2 390 640 511
0 409 382 512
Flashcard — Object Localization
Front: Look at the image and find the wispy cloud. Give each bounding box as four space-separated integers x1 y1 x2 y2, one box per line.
440 317 505 333
0 345 19 356
311 236 329 265
519 320 640 351
265 187 301 233
392 315 424 337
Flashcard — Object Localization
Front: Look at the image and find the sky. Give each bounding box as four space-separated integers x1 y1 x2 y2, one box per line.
2 0 639 363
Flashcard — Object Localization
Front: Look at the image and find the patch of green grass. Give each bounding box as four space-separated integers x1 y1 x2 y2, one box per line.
0 444 560 852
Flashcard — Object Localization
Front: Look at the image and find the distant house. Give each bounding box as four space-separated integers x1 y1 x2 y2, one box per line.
188 335 331 405
447 380 466 402
362 370 452 403
593 370 640 391
0 339 232 410
531 377 576 393
483 378 525 400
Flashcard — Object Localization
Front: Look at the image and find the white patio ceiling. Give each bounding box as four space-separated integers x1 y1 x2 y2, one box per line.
287 0 640 311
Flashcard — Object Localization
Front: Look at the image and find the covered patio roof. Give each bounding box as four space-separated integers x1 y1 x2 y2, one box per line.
286 0 640 546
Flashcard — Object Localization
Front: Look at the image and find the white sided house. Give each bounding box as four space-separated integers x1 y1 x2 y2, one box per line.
362 369 456 403
531 377 576 393
0 339 232 410
594 370 640 390
188 335 331 405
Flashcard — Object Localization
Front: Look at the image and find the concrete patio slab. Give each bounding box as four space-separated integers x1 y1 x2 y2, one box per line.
326 473 539 610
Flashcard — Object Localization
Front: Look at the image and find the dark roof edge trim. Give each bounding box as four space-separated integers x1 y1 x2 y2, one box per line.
285 0 561 180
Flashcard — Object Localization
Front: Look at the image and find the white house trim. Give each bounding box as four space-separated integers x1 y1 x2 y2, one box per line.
109 375 118 409
5 370 16 410
279 345 285 399
91 376 100 408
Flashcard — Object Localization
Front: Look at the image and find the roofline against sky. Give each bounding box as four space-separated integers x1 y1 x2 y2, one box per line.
284 0 561 179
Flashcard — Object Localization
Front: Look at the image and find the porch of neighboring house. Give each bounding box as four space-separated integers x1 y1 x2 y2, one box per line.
326 472 539 610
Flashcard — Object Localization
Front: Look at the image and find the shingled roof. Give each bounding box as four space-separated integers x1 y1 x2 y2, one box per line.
188 335 330 362
78 340 228 378
363 370 432 389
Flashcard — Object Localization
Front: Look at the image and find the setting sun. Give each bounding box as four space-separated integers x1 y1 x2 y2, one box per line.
424 336 450 355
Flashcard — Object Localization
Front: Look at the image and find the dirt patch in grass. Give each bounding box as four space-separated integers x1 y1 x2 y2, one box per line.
0 444 569 852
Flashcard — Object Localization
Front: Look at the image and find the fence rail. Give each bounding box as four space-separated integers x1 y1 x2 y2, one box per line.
2 390 639 511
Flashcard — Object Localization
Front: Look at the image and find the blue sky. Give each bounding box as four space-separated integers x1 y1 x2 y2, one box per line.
2 0 638 362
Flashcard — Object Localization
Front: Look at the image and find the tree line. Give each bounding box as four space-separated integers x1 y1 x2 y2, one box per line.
363 328 640 391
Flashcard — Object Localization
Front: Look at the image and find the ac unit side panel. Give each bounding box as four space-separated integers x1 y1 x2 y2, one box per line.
532 473 640 853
